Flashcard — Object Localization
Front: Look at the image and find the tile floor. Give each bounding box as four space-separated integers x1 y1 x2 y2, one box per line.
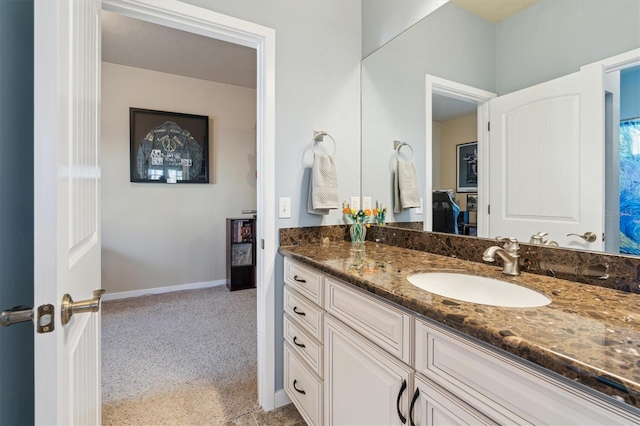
226 403 305 426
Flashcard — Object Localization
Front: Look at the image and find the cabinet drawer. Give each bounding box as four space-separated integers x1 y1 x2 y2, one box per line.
284 286 324 341
284 313 323 377
284 343 323 426
284 257 324 306
415 317 635 425
325 277 412 364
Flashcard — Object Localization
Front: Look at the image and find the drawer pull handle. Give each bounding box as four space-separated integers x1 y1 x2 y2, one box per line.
409 388 420 426
293 336 306 348
293 306 306 316
293 379 306 395
397 379 407 424
293 275 307 283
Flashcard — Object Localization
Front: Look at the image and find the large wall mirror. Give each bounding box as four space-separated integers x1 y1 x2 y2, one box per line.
361 0 640 255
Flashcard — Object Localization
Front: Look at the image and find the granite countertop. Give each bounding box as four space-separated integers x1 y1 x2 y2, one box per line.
279 241 640 410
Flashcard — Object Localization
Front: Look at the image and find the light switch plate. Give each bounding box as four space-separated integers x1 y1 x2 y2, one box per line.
279 197 291 218
350 196 360 211
362 196 372 211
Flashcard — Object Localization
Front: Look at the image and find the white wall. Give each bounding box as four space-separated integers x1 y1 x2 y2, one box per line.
101 62 257 294
361 0 447 58
182 0 362 229
361 2 494 223
496 0 640 95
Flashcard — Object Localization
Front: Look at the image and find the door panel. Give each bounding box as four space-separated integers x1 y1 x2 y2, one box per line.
34 0 102 423
489 67 604 249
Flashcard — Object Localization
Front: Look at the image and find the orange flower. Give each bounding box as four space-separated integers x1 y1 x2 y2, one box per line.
343 207 350 214
364 209 371 216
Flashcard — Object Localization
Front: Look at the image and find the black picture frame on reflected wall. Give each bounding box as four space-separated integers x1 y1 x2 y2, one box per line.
456 141 477 193
130 108 209 183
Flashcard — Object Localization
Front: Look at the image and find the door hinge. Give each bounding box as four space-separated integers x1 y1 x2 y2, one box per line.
488 204 491 214
488 121 490 131
261 239 265 249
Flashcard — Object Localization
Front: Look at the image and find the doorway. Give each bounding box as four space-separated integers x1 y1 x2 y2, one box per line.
603 53 640 255
100 0 277 410
99 9 260 421
425 74 496 237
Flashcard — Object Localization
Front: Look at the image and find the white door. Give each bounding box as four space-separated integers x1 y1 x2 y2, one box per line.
34 0 103 424
324 316 412 425
489 65 605 250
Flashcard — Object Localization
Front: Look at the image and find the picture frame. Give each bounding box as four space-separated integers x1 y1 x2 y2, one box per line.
466 194 478 212
456 141 478 193
130 108 209 183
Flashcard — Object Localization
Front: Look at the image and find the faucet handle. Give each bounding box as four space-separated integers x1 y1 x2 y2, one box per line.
496 236 519 252
529 232 548 244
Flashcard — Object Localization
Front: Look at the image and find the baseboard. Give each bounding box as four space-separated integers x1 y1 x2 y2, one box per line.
274 389 291 408
102 279 227 301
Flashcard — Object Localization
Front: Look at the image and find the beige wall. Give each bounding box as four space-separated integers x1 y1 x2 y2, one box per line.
101 62 257 294
437 113 477 211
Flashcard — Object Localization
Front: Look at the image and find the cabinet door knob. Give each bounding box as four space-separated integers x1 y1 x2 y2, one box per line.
293 275 307 283
409 388 420 426
293 379 306 395
396 379 407 424
293 336 306 348
293 306 306 316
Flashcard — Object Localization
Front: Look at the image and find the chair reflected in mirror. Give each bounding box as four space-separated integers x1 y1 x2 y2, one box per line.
432 190 460 234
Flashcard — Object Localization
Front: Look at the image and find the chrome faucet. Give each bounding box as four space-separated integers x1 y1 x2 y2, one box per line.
483 237 521 276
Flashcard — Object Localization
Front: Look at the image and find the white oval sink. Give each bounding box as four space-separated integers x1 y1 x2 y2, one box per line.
407 272 551 308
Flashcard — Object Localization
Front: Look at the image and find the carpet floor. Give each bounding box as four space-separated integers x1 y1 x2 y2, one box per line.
101 286 304 425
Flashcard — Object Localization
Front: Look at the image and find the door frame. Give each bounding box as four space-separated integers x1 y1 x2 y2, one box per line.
424 75 496 237
101 0 277 410
584 48 640 254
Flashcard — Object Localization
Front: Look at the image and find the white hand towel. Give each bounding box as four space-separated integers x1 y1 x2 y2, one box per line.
308 153 339 215
394 160 420 213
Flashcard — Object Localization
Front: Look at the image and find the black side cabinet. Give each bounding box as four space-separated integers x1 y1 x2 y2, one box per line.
226 218 256 291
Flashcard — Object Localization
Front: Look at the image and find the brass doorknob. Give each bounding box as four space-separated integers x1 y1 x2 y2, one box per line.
61 289 106 326
566 231 597 243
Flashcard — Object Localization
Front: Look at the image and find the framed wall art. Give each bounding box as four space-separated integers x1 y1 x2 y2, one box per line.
456 141 477 193
130 108 209 183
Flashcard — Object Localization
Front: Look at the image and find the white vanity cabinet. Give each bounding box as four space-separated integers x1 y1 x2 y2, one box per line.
283 258 325 426
283 256 639 426
322 274 488 426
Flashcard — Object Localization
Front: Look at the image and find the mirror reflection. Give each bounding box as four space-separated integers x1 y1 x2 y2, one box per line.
361 0 640 255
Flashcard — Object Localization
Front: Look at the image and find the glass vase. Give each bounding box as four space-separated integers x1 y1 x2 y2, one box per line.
350 222 366 249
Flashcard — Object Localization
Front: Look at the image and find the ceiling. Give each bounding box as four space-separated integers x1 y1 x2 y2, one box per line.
101 11 257 89
450 0 539 23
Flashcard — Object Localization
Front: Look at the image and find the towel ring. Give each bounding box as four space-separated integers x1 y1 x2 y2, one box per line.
311 131 336 155
395 142 414 162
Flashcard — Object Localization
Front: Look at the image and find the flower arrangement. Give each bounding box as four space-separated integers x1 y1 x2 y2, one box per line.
342 201 371 225
373 201 387 226
343 201 370 245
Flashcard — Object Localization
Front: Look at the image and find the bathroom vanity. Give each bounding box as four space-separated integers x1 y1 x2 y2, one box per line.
280 241 640 425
